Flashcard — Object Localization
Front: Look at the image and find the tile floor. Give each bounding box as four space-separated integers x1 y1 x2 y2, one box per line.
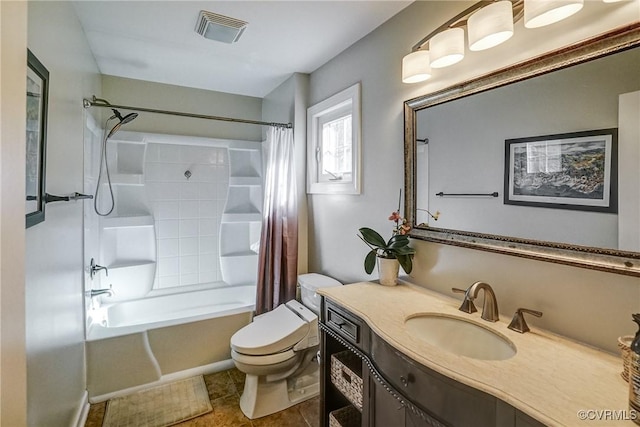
84 368 319 427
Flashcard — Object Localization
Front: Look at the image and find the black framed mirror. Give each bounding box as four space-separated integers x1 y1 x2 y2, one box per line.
404 24 640 277
26 49 48 228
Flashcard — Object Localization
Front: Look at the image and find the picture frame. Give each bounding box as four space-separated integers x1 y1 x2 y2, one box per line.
26 49 49 228
504 129 617 213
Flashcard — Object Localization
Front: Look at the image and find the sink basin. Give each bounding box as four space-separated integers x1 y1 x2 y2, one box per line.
404 314 516 361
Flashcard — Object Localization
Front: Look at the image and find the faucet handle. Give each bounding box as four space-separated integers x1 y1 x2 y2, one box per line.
451 287 477 314
90 258 109 279
508 308 543 333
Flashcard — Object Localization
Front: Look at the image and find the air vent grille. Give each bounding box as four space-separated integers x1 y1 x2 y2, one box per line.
195 10 248 44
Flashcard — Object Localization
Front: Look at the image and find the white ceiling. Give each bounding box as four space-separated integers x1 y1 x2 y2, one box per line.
73 1 412 98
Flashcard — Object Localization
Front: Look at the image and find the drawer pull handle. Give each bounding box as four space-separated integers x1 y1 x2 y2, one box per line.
400 375 409 387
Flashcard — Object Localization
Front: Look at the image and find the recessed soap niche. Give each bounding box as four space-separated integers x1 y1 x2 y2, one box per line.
229 149 261 179
220 222 262 257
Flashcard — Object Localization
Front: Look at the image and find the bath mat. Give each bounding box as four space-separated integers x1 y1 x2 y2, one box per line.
102 376 212 427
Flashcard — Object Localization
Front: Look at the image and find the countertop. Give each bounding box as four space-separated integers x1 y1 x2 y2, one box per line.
318 281 633 426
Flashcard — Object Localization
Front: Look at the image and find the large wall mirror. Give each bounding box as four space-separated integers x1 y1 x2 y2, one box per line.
404 24 640 277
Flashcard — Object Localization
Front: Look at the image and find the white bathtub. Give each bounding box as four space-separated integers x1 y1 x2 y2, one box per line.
86 284 255 401
87 284 256 340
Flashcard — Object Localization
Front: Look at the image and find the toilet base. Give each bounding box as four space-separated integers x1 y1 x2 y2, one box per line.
239 367 319 419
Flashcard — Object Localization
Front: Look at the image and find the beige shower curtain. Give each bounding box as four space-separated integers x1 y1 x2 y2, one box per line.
256 127 298 315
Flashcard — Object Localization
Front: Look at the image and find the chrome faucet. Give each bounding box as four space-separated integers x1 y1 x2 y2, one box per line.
89 285 114 298
453 281 499 322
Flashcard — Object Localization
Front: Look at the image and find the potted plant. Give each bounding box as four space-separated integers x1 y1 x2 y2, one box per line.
358 211 416 286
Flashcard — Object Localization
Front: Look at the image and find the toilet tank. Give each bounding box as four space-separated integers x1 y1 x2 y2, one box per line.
298 273 342 314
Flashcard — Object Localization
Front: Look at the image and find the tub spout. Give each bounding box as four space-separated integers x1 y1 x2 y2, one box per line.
89 285 115 298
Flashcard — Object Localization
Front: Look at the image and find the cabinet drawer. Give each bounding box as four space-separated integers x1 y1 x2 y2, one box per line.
371 333 497 427
324 300 367 351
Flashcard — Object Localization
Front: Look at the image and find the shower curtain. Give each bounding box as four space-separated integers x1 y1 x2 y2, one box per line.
256 127 298 315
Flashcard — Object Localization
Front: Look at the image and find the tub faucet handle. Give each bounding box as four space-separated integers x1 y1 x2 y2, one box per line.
90 258 108 279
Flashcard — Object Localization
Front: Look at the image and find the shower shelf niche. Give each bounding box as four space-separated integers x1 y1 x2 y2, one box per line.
102 215 154 229
97 139 157 301
110 174 145 185
221 213 262 223
220 147 263 286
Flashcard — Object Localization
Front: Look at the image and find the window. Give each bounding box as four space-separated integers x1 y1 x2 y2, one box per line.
307 83 361 194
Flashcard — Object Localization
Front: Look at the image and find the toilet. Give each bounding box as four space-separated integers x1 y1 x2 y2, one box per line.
230 273 342 419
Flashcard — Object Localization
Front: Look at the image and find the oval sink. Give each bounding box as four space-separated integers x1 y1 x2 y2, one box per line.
404 314 516 361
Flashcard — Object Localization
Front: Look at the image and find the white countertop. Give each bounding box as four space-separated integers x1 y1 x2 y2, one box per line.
318 281 633 426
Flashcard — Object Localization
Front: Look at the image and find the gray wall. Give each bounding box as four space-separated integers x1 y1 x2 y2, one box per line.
26 2 102 426
307 0 640 353
102 75 263 142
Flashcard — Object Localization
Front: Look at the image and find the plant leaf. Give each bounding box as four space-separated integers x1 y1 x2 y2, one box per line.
387 235 410 249
393 246 416 256
364 250 377 274
397 254 413 274
359 227 387 248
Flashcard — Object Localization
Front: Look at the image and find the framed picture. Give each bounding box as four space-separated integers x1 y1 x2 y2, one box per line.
504 129 617 213
26 49 49 228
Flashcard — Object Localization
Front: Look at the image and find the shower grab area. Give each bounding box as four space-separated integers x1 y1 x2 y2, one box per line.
83 112 264 400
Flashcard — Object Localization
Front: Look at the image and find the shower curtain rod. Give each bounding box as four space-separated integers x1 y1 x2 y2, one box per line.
83 96 293 129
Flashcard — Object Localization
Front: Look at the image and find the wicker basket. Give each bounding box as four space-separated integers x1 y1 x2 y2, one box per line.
330 350 363 410
619 335 634 382
329 405 362 427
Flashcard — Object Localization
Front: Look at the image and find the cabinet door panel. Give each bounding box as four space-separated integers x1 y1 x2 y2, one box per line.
371 376 405 427
371 333 496 426
406 408 440 427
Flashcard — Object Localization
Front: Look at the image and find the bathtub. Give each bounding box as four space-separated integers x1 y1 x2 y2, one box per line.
86 284 255 401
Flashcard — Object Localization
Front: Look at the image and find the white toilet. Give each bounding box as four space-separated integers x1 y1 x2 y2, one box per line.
230 273 342 419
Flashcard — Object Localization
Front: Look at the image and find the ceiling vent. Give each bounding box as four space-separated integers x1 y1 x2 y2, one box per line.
195 10 248 44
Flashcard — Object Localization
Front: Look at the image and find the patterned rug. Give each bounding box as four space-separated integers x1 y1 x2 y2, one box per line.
102 376 212 427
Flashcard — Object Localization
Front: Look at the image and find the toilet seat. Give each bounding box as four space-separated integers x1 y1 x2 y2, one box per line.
231 304 310 356
231 348 297 366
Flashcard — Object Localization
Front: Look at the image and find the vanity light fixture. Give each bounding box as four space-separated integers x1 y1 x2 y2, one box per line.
402 50 432 83
468 1 514 51
401 0 600 83
523 0 584 28
429 28 466 68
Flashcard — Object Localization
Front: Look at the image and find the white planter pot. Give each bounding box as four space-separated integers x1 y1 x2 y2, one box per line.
378 257 399 286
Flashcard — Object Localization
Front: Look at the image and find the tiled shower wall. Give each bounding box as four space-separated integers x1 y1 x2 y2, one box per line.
145 143 228 289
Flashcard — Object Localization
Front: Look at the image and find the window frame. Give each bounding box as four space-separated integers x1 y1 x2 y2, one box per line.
306 82 361 195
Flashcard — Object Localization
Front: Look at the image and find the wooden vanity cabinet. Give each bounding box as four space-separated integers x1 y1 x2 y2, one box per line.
320 297 546 427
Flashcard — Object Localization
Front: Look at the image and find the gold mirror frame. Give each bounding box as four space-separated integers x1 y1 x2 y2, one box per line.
404 23 640 277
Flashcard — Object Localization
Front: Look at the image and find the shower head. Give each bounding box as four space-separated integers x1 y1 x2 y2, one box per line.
107 109 138 139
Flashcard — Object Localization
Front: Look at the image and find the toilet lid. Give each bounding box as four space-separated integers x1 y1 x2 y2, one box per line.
231 304 310 356
298 273 342 291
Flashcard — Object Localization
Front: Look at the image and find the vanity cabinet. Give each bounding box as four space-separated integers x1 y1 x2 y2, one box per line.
320 297 546 427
